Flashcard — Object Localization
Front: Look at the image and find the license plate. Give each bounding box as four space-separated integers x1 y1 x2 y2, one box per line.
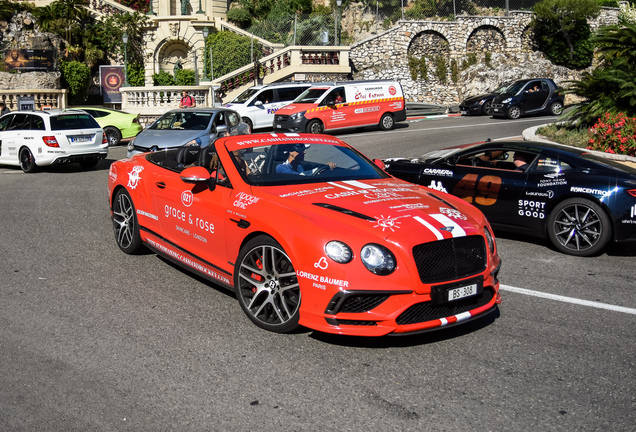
494 108 501 113
447 283 478 301
70 135 92 143
276 124 282 128
460 110 467 115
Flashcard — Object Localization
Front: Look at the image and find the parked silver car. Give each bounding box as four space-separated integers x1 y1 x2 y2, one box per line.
126 108 250 157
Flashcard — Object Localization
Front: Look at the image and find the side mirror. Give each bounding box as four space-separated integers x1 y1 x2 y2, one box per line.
180 166 216 191
373 159 386 170
254 100 263 107
215 124 228 137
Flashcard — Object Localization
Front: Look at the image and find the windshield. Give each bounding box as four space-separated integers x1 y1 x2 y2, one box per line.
229 88 258 104
149 112 212 131
494 82 512 94
294 88 329 104
50 114 100 130
230 142 389 186
505 81 527 95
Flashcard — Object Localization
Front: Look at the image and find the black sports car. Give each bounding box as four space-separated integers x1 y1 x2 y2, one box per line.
459 81 512 116
384 141 636 256
491 78 564 119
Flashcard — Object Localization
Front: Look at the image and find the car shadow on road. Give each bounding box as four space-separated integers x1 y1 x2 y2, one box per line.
308 307 500 348
494 230 636 257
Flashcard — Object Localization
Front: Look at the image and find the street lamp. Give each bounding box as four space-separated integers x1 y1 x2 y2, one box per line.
201 27 210 82
336 0 342 46
122 31 130 87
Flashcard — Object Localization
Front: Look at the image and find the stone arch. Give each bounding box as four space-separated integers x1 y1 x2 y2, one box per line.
407 30 450 58
155 39 193 75
466 25 506 54
520 24 536 52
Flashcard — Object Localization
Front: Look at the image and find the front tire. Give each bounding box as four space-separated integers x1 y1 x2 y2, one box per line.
306 119 323 134
550 101 563 116
241 117 253 132
234 236 301 333
104 126 122 147
19 147 37 173
112 189 144 254
482 101 494 116
547 198 611 256
507 106 521 119
379 113 395 130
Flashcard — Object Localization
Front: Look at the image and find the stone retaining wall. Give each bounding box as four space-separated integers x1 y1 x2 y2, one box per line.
350 9 621 106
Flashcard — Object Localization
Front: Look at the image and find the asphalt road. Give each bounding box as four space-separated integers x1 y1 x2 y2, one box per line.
1 114 634 431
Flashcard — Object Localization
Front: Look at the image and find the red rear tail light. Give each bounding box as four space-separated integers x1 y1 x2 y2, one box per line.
42 136 59 147
628 189 636 198
102 133 108 144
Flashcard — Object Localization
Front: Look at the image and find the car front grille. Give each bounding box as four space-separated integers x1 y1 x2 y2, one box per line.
275 115 289 122
412 235 487 284
396 287 495 325
492 103 504 109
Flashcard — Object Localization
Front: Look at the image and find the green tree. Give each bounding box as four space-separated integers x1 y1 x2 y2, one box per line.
566 20 636 125
208 31 262 79
531 0 600 69
60 60 90 104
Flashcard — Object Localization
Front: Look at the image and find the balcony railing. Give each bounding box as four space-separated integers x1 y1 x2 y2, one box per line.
0 90 68 110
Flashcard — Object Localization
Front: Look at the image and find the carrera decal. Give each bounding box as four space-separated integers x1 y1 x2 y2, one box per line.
127 166 144 189
423 168 453 177
452 174 501 206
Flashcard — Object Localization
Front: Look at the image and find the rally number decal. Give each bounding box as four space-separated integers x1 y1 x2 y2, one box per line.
452 174 501 206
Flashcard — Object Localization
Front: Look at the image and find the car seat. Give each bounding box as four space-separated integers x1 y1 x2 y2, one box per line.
176 145 201 168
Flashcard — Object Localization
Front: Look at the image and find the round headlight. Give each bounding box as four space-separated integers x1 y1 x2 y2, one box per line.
290 111 305 121
127 141 134 152
502 97 512 104
360 244 396 275
325 241 352 264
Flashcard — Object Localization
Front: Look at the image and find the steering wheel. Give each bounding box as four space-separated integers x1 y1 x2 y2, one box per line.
312 166 330 176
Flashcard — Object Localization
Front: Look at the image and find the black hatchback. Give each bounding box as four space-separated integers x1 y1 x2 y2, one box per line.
491 78 564 119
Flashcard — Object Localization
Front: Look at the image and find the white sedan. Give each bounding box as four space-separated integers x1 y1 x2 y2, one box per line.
0 109 108 173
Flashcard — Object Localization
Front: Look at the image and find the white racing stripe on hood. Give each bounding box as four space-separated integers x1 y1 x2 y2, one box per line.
430 213 467 238
413 216 444 240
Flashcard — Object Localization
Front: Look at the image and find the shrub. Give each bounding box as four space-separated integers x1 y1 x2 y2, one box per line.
450 58 458 83
227 7 252 29
588 112 636 156
434 55 447 84
60 60 91 104
419 56 428 80
153 71 175 86
175 69 196 86
128 63 146 86
408 56 419 80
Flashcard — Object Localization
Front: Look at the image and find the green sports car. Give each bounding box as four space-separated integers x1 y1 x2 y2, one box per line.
78 107 143 147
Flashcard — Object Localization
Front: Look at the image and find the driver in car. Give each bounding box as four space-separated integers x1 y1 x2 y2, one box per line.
276 144 336 175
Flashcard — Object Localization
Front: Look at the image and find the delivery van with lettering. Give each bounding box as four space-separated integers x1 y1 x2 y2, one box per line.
223 82 311 131
272 80 406 133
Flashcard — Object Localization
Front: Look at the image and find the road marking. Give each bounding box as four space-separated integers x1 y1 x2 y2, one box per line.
500 284 636 315
338 117 551 138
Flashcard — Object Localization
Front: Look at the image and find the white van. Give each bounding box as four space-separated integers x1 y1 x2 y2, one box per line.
272 80 407 133
223 82 312 131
